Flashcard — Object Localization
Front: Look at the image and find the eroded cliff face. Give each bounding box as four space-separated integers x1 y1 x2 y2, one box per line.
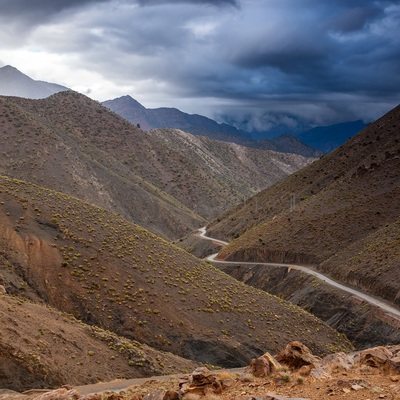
218 263 400 349
0 211 64 303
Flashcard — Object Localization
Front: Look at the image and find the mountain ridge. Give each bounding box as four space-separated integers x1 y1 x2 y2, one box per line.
295 120 367 153
103 95 322 158
0 90 314 239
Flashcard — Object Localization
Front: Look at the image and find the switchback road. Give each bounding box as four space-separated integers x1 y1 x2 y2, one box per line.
197 227 400 320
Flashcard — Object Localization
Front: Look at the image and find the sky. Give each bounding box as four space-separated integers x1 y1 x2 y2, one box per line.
0 0 399 135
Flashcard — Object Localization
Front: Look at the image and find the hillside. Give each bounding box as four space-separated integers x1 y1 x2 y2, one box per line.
0 65 68 99
0 91 313 239
208 104 400 309
0 294 198 392
0 176 352 375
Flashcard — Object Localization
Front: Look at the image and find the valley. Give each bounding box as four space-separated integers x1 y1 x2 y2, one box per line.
0 175 351 391
0 70 398 398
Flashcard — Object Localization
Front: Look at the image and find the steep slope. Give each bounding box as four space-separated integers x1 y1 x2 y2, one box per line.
0 65 68 99
0 294 198 392
208 104 400 308
0 91 313 238
144 128 314 218
0 176 352 370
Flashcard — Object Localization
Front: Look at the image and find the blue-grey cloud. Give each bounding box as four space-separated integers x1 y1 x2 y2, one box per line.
0 0 108 19
0 0 399 134
137 0 239 6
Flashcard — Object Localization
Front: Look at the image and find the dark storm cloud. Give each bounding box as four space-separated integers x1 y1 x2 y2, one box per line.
0 0 399 133
0 0 108 20
137 0 239 6
329 6 383 33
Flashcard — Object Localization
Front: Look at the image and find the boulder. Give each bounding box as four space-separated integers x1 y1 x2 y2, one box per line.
320 352 354 371
275 341 321 370
311 351 355 378
359 346 393 368
179 367 222 396
142 391 180 400
245 352 281 377
385 356 400 373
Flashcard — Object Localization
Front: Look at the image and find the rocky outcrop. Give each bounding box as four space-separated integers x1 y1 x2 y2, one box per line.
275 341 321 370
178 367 223 396
245 352 281 377
359 345 400 373
359 346 393 368
5 342 400 400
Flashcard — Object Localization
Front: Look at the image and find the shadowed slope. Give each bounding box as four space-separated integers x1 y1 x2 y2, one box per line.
0 176 352 371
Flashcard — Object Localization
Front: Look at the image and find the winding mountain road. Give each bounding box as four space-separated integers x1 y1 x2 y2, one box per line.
198 227 400 320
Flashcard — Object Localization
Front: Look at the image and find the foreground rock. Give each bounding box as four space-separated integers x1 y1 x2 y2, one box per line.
6 342 400 399
245 352 281 377
275 341 321 370
179 367 223 396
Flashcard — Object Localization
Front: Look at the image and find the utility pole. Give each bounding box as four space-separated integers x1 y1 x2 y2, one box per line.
290 193 295 212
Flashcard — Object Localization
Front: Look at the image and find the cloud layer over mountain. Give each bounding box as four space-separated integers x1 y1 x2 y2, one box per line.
0 0 399 134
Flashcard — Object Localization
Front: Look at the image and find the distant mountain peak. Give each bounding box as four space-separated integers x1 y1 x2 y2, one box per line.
0 65 68 99
103 95 147 110
1 64 18 72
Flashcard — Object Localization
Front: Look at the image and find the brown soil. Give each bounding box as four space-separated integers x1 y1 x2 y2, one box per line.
111 368 400 400
14 359 399 400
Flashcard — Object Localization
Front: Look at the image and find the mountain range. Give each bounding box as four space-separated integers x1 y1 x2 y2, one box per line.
103 95 323 157
0 65 364 155
0 91 314 240
103 95 366 155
